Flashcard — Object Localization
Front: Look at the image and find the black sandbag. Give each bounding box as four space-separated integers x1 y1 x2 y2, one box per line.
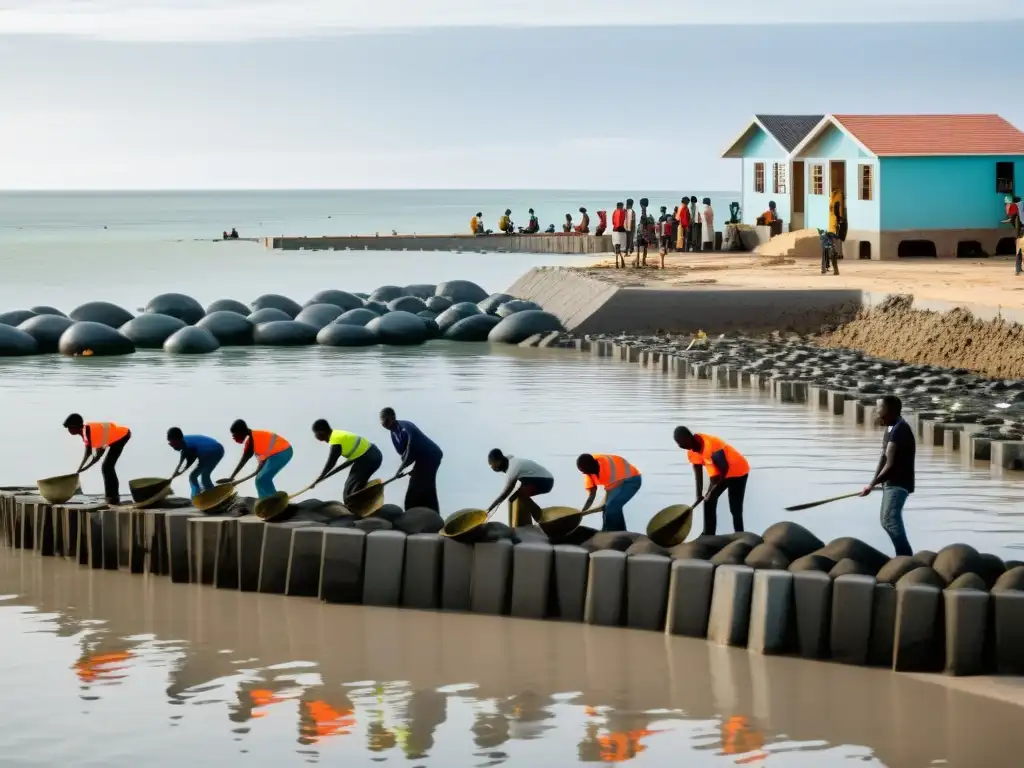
403 284 436 300
745 542 791 570
976 553 1007 589
0 309 36 326
294 303 344 329
761 521 824 561
250 293 302 318
710 540 754 566
425 296 452 313
417 310 438 321
317 323 377 347
554 525 599 546
252 320 318 346
307 290 363 311
17 314 74 353
478 293 515 315
932 543 983 585
393 507 444 534
487 310 565 344
992 565 1024 593
353 518 394 533
197 311 254 345
669 539 720 561
625 537 671 557
335 308 380 326
206 298 251 316
727 531 764 547
164 326 220 354
58 321 133 356
363 300 389 315
420 317 440 339
435 303 482 334
366 311 429 345
69 301 134 328
876 555 920 585
30 305 66 317
913 550 937 567
248 307 293 325
388 296 428 314
476 521 513 542
495 299 542 318
369 285 407 303
120 313 186 348
829 558 875 578
693 534 733 555
512 525 549 544
947 572 988 591
583 531 641 552
444 314 501 341
145 292 205 325
374 503 406 524
1006 560 1024 569
897 566 946 588
818 537 890 575
435 279 488 304
788 554 836 573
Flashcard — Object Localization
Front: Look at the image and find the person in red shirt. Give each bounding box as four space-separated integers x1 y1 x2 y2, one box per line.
1003 196 1022 275
610 202 627 267
677 200 691 252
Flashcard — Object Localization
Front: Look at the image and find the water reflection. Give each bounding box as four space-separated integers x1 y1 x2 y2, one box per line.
0 552 1021 766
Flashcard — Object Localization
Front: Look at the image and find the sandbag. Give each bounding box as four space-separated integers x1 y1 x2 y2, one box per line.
294 303 344 329
745 542 791 570
555 525 599 547
435 303 482 334
363 300 389 315
478 293 515 315
495 299 542 318
947 572 987 591
248 307 293 325
366 311 429 345
829 558 875 578
30 305 66 317
425 296 452 313
196 311 254 345
476 521 513 542
317 323 377 347
444 314 501 341
69 301 134 328
875 555 920 585
0 309 36 326
353 517 393 533
976 553 1007 589
307 290 363 311
120 313 186 348
512 525 549 544
145 292 205 325
392 507 444 534
374 503 406 524
163 326 220 354
992 565 1024 593
17 314 74 353
710 540 754 566
250 293 302 318
896 567 946 589
669 539 721 561
388 296 428 314
818 537 889 575
369 285 407 303
206 298 251 316
435 280 488 304
625 537 671 557
58 321 133 356
487 310 565 344
583 531 641 552
761 521 824 561
788 554 836 573
913 550 937 567
403 284 436 300
727 531 764 548
0 324 39 356
932 543 983 585
252 320 318 346
335 308 380 326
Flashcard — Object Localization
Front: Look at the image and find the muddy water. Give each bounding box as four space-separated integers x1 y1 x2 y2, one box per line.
0 552 1020 767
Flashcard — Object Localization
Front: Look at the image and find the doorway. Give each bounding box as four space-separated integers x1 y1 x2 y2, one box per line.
791 161 805 231
830 160 846 197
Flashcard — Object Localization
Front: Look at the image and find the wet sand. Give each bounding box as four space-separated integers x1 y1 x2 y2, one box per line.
0 550 1021 767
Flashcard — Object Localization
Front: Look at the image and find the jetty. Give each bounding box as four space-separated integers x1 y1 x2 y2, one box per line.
262 233 612 254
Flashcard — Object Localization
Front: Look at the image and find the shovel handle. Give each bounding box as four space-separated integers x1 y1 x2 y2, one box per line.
289 483 317 501
231 469 260 487
382 471 410 488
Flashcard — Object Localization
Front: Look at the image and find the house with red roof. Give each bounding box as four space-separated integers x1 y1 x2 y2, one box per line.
787 114 1024 260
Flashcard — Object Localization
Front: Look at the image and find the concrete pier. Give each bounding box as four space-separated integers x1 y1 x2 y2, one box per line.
263 233 612 254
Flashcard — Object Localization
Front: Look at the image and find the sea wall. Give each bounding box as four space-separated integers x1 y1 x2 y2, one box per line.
263 234 613 254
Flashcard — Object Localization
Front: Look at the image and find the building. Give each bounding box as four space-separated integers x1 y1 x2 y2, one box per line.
727 113 1024 260
721 114 823 231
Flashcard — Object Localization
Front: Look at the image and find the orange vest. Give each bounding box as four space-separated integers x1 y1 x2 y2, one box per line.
83 422 129 449
583 454 640 491
249 430 290 460
687 434 749 478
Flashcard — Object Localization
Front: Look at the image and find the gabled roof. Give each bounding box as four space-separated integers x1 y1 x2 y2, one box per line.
721 114 824 158
791 114 1024 158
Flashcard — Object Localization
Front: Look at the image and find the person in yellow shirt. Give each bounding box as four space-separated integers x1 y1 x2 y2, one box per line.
311 419 383 503
470 212 483 235
497 209 513 234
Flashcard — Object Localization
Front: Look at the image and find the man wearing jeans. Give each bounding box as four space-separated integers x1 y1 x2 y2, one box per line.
576 453 642 532
861 395 916 556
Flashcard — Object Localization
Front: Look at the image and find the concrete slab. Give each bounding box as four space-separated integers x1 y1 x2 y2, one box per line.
707 564 754 647
584 550 626 627
893 584 942 672
830 574 876 665
868 583 898 667
286 527 326 597
921 420 946 447
625 554 671 631
237 516 266 592
827 390 847 415
259 521 315 595
665 559 716 638
970 436 992 461
748 570 794 655
993 590 1024 675
992 440 1024 471
471 539 514 615
188 516 225 585
943 588 989 676
362 530 407 607
843 399 865 425
115 508 132 567
101 507 118 570
213 516 239 589
320 528 366 604
552 544 590 622
808 385 829 409
792 571 832 659
166 510 197 583
510 541 553 620
441 537 474 611
402 533 444 610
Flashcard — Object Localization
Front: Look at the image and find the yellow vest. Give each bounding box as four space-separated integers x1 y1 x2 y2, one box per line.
328 430 370 460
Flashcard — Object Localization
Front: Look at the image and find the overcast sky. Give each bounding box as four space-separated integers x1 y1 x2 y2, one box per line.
1 4 1021 190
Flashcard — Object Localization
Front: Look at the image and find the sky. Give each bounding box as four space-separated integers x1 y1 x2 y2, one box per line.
1 2 1022 190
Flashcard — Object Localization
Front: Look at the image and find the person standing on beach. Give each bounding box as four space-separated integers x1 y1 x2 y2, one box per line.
64 414 132 505
227 420 293 499
167 428 225 497
576 453 642 532
673 426 750 535
635 198 652 267
677 198 691 252
485 449 554 526
860 395 916 556
657 206 673 266
310 419 382 504
688 196 699 252
701 198 715 251
1003 196 1023 274
380 407 443 512
624 199 637 261
611 202 628 267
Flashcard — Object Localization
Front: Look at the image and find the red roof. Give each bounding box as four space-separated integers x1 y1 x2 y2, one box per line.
831 114 1024 156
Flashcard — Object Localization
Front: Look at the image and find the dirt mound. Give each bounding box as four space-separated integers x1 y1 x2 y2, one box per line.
820 294 1024 378
754 228 821 260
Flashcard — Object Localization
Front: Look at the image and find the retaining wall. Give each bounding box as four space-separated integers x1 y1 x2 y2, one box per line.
263 234 613 254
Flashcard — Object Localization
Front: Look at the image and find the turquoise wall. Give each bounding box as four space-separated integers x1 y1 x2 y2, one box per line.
879 157 1024 230
796 124 880 232
738 126 790 226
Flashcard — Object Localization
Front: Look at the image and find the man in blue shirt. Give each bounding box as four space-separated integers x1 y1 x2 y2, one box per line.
167 427 226 497
380 407 443 512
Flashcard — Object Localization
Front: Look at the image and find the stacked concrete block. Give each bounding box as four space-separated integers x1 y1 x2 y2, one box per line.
892 584 942 672
470 539 513 615
320 528 366 604
363 530 408 607
625 554 671 631
826 390 846 415
792 571 832 659
237 516 267 591
165 510 197 582
584 550 626 627
510 541 553 620
943 588 989 676
441 537 474 611
867 583 897 667
286 526 326 598
830 575 876 665
747 570 794 655
552 544 589 621
992 590 1024 675
401 533 444 610
259 521 315 594
992 440 1024 471
707 565 754 647
666 559 715 638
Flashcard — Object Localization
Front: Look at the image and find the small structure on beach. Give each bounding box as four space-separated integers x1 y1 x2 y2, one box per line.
727 113 1024 260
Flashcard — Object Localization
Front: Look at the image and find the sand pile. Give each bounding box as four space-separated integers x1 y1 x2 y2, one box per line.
820 295 1024 379
754 228 821 260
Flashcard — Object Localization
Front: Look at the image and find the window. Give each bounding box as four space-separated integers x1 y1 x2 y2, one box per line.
772 163 788 194
754 162 765 193
997 162 1015 194
858 164 874 201
811 164 824 195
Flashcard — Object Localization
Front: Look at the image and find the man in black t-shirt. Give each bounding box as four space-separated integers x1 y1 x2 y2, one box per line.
860 394 916 556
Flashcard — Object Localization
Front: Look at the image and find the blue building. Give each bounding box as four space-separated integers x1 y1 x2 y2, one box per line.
728 113 1024 259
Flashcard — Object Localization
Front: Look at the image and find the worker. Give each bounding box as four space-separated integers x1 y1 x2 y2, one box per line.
226 420 292 499
470 212 483 235
497 209 513 234
311 419 382 504
380 407 443 512
673 426 750 535
166 428 225 496
64 414 131 504
860 394 916 556
485 448 555 526
575 453 642 532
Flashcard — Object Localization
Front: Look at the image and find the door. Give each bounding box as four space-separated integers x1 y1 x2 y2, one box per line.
830 160 846 197
791 161 805 231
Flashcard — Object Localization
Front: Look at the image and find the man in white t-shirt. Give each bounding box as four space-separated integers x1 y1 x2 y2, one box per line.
486 448 555 526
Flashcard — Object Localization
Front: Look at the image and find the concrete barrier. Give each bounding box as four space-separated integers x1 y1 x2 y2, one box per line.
402 533 443 610
266 233 613 254
471 539 514 615
363 530 408 607
748 570 794 655
441 537 474 611
943 588 989 676
286 526 326 598
665 559 716 638
552 544 589 622
992 590 1024 675
892 584 942 672
791 571 831 659
510 542 553 620
867 583 897 667
259 521 315 594
320 528 366 604
707 565 754 647
625 554 671 631
830 575 876 665
584 550 626 627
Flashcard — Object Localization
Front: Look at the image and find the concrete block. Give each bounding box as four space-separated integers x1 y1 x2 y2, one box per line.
829 574 876 665
237 516 266 591
626 554 671 631
116 508 132 567
552 544 589 621
59 506 80 562
259 521 315 594
212 516 239 589
510 541 553 620
920 420 945 447
991 440 1024 471
470 539 514 615
665 559 716 638
826 390 847 415
867 583 897 667
843 399 865 425
165 510 196 583
748 570 794 655
943 588 989 676
101 507 118 570
441 536 474 611
970 436 992 461
727 367 740 387
893 584 942 672
739 370 752 388
124 509 145 574
792 571 832 659
626 346 640 362
286 527 326 597
862 404 880 428
320 528 366 604
712 365 729 386
188 516 225 585
707 564 754 647
992 590 1024 675
362 530 407 607
584 550 626 627
808 384 828 408
32 503 57 557
401 533 444 610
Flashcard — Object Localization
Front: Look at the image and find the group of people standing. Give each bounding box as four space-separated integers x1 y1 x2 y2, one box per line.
606 196 716 269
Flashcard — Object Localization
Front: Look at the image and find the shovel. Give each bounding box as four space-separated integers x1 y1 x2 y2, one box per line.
253 481 320 522
646 498 703 547
345 472 410 519
537 503 605 540
192 468 259 512
784 489 867 512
